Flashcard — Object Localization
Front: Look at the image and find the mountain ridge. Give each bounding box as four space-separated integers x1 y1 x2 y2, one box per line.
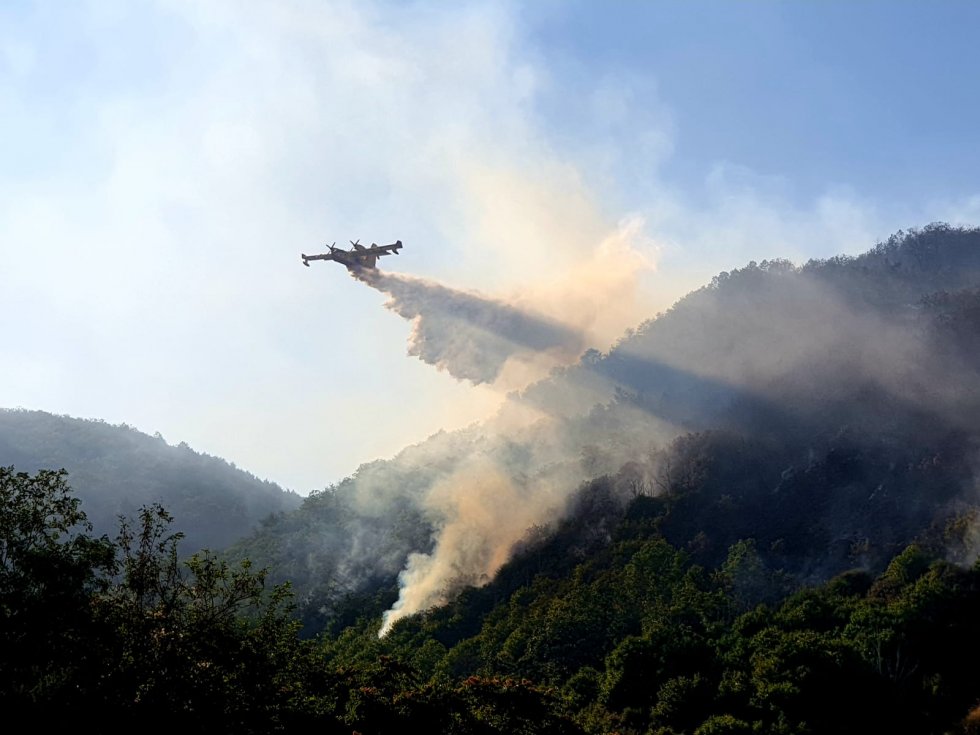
0 408 302 553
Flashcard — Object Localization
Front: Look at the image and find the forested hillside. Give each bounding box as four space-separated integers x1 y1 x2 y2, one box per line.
0 410 301 552
231 223 980 634
6 465 980 733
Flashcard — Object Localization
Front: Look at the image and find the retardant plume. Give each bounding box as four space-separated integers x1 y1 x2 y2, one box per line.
354 270 587 384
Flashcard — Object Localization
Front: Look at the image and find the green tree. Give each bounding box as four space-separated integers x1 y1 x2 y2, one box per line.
0 468 324 731
94 503 310 730
0 467 116 714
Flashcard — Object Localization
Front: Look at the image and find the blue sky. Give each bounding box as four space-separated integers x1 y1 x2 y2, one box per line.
529 1 980 206
3 0 979 493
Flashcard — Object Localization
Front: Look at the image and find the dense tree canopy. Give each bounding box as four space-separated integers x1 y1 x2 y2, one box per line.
6 466 980 733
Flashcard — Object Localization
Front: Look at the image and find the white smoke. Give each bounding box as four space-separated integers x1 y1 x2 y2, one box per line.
378 453 569 636
364 220 659 636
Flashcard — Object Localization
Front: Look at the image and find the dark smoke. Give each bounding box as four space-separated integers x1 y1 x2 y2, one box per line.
354 270 585 384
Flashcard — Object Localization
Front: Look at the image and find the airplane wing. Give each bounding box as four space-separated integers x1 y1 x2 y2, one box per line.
301 252 342 266
367 240 403 255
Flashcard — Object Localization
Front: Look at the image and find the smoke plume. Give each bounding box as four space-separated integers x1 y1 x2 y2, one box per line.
378 455 568 636
363 226 980 638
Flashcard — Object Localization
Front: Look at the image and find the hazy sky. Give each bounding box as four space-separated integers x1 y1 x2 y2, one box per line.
4 0 980 493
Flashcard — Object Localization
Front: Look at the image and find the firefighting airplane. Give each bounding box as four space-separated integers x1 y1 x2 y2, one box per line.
301 239 403 271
